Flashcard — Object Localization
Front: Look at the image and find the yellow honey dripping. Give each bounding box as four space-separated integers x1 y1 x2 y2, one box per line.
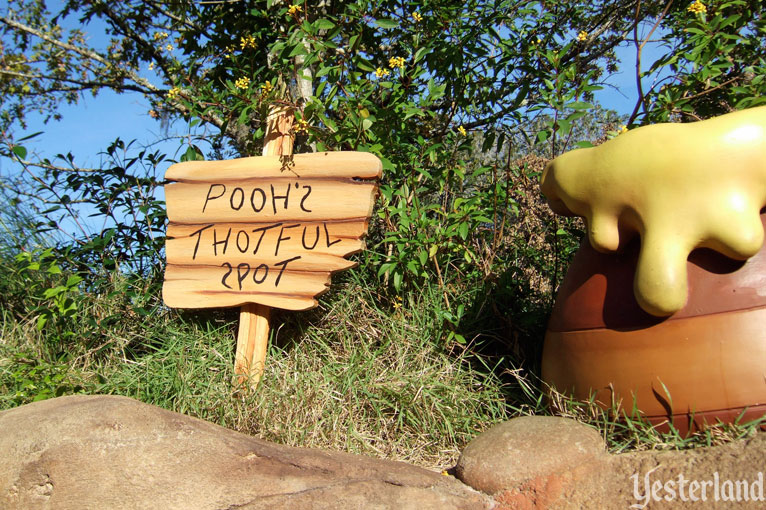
542 107 766 316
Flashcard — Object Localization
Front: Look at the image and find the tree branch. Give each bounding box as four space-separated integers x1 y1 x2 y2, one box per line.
0 15 158 93
627 0 674 125
0 13 242 143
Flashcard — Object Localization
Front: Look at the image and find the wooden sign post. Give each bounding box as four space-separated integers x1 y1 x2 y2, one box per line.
163 107 381 389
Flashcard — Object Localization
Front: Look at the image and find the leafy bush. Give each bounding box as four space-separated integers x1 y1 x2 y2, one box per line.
0 352 85 407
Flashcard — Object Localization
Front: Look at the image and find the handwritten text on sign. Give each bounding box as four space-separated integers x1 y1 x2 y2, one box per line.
163 152 382 311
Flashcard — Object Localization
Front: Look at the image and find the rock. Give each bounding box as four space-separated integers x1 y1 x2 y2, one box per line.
569 433 766 510
0 395 491 510
456 414 766 509
455 416 607 495
7 395 765 510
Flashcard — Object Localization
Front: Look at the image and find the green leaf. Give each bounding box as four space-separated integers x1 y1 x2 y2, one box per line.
181 145 203 162
413 47 428 63
458 222 468 240
315 65 337 78
12 145 27 160
317 112 337 132
348 34 360 51
452 333 467 344
393 271 402 291
17 131 43 142
66 275 83 287
43 287 65 299
315 18 335 30
288 44 308 57
36 315 48 330
356 59 375 72
375 19 399 29
567 101 592 110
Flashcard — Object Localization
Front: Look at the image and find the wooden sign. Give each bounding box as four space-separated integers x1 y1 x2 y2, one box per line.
163 151 382 311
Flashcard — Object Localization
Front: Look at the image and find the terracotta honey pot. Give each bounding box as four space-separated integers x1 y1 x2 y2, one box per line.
540 106 766 434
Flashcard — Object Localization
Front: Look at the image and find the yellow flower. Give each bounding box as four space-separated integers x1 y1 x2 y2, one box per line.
261 81 274 95
240 35 257 50
153 32 168 41
687 0 707 13
411 11 423 22
295 117 310 133
235 76 250 90
167 86 181 100
457 125 467 136
287 4 302 16
165 43 174 52
577 31 588 42
148 62 155 70
618 125 628 135
388 56 406 69
375 67 391 78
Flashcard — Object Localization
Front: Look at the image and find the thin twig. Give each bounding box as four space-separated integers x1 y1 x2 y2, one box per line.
627 0 674 125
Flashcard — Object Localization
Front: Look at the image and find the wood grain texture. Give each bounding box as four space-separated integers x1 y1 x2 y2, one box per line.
162 149 380 311
165 151 382 182
165 179 377 224
166 221 364 270
167 219 368 240
163 263 330 310
236 105 292 390
235 302 271 387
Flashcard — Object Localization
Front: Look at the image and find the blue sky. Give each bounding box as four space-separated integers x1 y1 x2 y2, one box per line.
23 90 175 166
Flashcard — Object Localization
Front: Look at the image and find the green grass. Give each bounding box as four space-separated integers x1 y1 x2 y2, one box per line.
0 269 513 469
1 259 764 470
543 382 766 453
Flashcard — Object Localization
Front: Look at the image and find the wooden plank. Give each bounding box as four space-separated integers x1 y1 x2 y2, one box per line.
163 281 318 310
235 303 271 388
165 220 366 270
163 263 330 310
165 179 377 224
164 263 331 290
166 151 383 182
166 242 358 272
167 218 368 240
